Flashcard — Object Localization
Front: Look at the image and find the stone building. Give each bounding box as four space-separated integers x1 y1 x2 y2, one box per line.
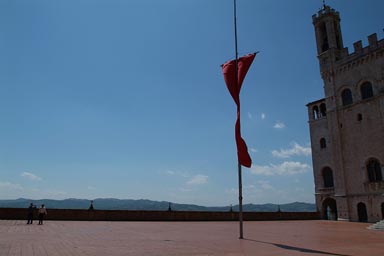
307 5 384 222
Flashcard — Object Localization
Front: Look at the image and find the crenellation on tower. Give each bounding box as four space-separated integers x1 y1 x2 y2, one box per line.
368 33 378 47
353 40 363 53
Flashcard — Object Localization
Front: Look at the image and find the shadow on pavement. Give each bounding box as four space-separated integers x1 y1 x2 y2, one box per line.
244 239 351 256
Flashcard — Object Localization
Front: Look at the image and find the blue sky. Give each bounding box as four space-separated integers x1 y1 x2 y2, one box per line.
0 0 383 206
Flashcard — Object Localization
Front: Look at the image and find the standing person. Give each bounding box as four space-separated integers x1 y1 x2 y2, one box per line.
88 200 94 211
27 203 36 224
38 204 47 225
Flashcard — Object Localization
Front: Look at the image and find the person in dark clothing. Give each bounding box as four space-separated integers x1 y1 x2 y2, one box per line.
88 200 94 211
27 203 36 224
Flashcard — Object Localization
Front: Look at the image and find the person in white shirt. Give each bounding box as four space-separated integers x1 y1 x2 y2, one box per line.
38 204 47 225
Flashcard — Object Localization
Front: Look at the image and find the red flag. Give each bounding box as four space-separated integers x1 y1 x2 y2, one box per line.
222 53 256 105
222 53 256 168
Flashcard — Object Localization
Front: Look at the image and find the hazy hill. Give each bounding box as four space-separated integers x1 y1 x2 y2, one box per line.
0 198 316 212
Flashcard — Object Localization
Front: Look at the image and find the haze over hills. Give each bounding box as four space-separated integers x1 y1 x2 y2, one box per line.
0 198 316 212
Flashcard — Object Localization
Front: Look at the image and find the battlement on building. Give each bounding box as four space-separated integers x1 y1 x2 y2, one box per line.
336 33 384 66
343 33 383 58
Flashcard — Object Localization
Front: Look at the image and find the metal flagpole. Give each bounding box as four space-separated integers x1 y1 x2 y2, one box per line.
233 0 244 240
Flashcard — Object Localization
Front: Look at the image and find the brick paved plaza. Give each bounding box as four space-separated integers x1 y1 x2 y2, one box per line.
0 220 383 255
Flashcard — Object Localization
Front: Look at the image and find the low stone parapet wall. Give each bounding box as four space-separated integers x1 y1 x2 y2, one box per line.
0 208 320 221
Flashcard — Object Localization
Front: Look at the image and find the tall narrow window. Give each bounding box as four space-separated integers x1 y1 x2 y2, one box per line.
357 202 368 222
313 106 319 120
320 103 327 117
323 167 334 188
366 159 382 182
319 22 329 52
334 22 342 49
381 203 384 220
357 113 362 121
361 82 373 100
341 89 353 106
320 138 326 149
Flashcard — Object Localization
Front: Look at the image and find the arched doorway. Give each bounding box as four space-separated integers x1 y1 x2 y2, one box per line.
322 198 337 220
357 202 368 222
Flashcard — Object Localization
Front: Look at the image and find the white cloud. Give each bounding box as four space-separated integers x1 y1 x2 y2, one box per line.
247 112 253 119
272 142 312 158
179 187 193 192
21 172 42 181
273 121 285 129
165 170 175 175
225 188 237 195
163 170 188 178
257 180 274 190
87 186 96 190
187 174 208 185
250 161 311 176
250 148 258 153
0 181 23 190
261 113 266 120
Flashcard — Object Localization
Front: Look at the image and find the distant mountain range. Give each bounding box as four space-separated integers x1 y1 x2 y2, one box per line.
0 198 316 212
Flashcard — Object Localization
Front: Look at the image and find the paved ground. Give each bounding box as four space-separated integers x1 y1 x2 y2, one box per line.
0 220 383 256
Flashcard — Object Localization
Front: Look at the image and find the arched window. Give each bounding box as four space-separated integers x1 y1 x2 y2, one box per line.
334 23 342 49
319 22 329 52
341 89 353 106
357 202 368 222
320 138 326 149
320 103 327 117
381 202 384 220
313 106 319 120
322 198 337 220
366 159 382 182
322 167 334 188
361 82 373 100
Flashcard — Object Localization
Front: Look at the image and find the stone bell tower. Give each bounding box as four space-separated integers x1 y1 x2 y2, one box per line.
312 4 345 100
